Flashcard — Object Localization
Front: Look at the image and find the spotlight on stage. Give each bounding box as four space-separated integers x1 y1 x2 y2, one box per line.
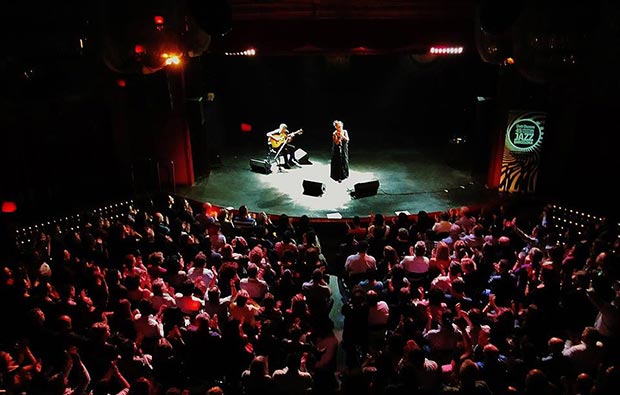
351 179 380 198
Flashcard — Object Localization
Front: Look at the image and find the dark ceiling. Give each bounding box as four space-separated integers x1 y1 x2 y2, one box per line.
208 0 479 55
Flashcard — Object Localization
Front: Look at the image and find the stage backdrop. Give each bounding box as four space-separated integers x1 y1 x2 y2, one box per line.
499 111 546 193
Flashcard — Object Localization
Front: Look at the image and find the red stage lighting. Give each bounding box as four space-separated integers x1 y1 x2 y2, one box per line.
116 79 127 88
1 201 17 213
134 44 146 54
241 123 252 132
154 15 165 25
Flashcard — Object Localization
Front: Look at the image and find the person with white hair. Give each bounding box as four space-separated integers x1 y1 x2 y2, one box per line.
266 122 301 168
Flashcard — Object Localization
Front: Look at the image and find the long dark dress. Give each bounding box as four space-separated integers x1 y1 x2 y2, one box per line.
330 135 349 181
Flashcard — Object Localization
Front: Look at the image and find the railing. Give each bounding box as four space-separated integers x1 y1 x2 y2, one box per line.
14 200 135 249
549 204 620 241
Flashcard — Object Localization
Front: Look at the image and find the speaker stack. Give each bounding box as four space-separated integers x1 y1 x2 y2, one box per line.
294 148 311 164
352 179 380 198
249 159 272 174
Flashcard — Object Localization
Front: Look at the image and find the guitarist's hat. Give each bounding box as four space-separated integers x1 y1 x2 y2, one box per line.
279 123 288 130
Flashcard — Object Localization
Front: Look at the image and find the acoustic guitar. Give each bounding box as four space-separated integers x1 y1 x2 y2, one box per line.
268 129 303 149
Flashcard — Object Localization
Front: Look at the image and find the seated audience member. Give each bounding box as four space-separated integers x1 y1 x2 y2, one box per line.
461 223 485 251
424 310 462 366
540 337 575 388
391 227 411 258
442 358 492 395
487 258 517 308
229 289 260 331
429 240 451 278
367 213 390 258
367 289 389 353
206 222 227 253
307 318 339 393
187 252 216 291
240 263 269 303
357 267 385 294
150 278 176 311
400 240 430 285
563 326 605 377
204 285 230 330
455 206 477 234
431 261 463 295
217 208 236 239
396 340 441 393
347 215 368 242
133 299 164 354
432 211 453 238
441 224 463 252
174 280 204 316
196 201 216 228
232 205 257 237
344 240 377 288
274 230 299 261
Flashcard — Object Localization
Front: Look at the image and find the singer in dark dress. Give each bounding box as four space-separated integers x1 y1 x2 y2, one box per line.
330 120 350 182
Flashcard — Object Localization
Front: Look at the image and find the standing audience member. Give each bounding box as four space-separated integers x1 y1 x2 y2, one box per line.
367 213 390 259
400 240 430 286
301 268 333 320
241 356 274 395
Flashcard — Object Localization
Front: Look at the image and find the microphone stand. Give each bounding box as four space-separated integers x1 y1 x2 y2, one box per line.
270 138 290 173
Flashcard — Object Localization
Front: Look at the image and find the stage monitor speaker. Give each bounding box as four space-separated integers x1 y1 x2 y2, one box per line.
352 179 379 198
302 180 325 196
294 148 311 164
249 159 272 174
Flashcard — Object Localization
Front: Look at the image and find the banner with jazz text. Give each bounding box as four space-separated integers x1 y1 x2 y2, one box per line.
499 111 546 193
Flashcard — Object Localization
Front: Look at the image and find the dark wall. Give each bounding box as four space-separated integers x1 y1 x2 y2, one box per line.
201 52 497 151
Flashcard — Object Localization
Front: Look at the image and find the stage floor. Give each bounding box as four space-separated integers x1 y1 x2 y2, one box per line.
178 141 499 219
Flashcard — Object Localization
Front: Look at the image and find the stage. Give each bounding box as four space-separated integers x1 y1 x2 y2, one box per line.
178 136 501 219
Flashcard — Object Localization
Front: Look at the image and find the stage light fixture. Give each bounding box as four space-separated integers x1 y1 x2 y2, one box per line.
165 55 181 65
161 53 182 66
225 48 257 56
429 46 464 55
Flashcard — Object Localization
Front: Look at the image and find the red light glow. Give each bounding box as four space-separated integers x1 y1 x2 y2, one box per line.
134 44 146 54
1 201 17 213
241 123 252 132
116 79 127 88
154 16 164 25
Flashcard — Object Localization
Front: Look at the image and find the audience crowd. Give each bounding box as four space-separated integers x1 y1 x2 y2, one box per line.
1 196 619 395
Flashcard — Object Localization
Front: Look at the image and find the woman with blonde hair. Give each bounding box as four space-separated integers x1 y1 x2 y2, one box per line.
330 120 350 182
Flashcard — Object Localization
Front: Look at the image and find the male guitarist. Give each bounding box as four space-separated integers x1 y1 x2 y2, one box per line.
266 123 303 168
